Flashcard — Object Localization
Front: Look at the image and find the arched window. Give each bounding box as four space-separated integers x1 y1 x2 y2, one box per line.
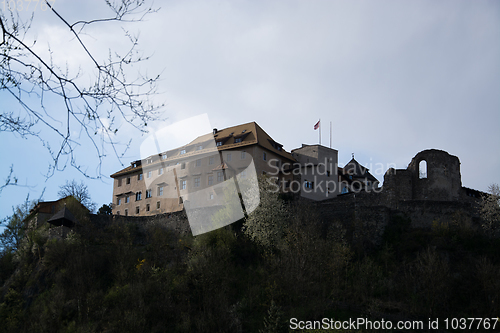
419 160 427 179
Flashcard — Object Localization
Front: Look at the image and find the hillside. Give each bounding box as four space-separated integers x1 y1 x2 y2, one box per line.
1 186 499 332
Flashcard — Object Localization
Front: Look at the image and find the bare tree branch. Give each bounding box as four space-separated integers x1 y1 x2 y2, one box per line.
0 0 164 184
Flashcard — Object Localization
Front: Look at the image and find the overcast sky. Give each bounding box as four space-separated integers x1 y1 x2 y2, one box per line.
1 0 499 218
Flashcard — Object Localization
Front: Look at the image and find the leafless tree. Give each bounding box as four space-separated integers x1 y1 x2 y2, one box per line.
58 180 96 212
0 0 163 191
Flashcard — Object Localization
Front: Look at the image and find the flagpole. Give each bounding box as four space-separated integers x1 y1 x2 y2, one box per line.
330 121 332 148
319 118 321 145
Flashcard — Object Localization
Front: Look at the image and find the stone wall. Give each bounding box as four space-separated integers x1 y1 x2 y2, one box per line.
310 149 484 248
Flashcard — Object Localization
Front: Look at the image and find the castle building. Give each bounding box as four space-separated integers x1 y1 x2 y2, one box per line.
110 122 296 216
339 156 379 194
291 144 341 201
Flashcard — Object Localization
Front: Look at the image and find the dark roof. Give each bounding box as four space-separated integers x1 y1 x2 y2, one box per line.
342 158 378 182
47 206 78 227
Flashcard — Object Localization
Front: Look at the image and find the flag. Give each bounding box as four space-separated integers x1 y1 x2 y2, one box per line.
314 120 320 130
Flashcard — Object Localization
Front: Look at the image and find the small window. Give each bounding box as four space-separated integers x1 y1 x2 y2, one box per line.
180 149 186 155
240 170 247 178
194 177 200 187
136 206 140 214
197 145 203 150
209 193 214 200
241 151 246 159
117 198 121 205
117 178 122 187
124 209 128 216
117 211 120 216
227 153 232 161
126 177 131 184
217 171 224 182
136 191 142 201
196 159 201 167
146 189 152 198
263 152 267 161
327 171 331 177
147 158 152 164
125 196 130 203
138 174 143 181
147 171 152 178
216 141 223 147
162 154 167 160
181 163 186 170
156 201 160 209
304 181 314 189
234 138 242 143
146 204 150 212
209 157 214 165
208 175 213 186
419 160 428 179
158 186 164 196
159 168 163 175
181 180 186 190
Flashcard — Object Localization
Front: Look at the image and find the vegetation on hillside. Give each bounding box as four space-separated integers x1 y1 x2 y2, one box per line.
0 182 499 332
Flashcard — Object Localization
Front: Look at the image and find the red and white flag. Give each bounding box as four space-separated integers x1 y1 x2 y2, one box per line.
314 120 320 130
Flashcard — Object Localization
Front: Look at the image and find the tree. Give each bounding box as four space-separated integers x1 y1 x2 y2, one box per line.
0 196 34 253
97 203 113 216
58 180 96 212
0 0 162 185
243 175 291 248
480 183 500 233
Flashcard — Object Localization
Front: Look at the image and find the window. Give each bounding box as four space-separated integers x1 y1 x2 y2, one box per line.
136 206 140 214
156 201 160 209
158 186 164 196
146 204 150 212
234 138 242 143
327 171 331 177
124 209 128 216
147 171 152 178
197 145 203 150
194 177 200 187
117 211 120 215
125 196 130 203
162 154 167 160
209 193 214 200
159 168 163 175
147 157 152 164
240 169 247 178
146 189 152 198
216 141 223 147
196 159 201 167
217 171 224 182
136 191 142 201
227 153 232 161
181 163 186 170
209 157 214 165
263 152 267 161
180 149 186 155
304 181 314 189
118 178 122 187
208 175 213 186
181 180 186 190
117 198 121 205
419 160 427 179
241 151 246 159
342 186 349 194
126 177 131 184
138 174 143 181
